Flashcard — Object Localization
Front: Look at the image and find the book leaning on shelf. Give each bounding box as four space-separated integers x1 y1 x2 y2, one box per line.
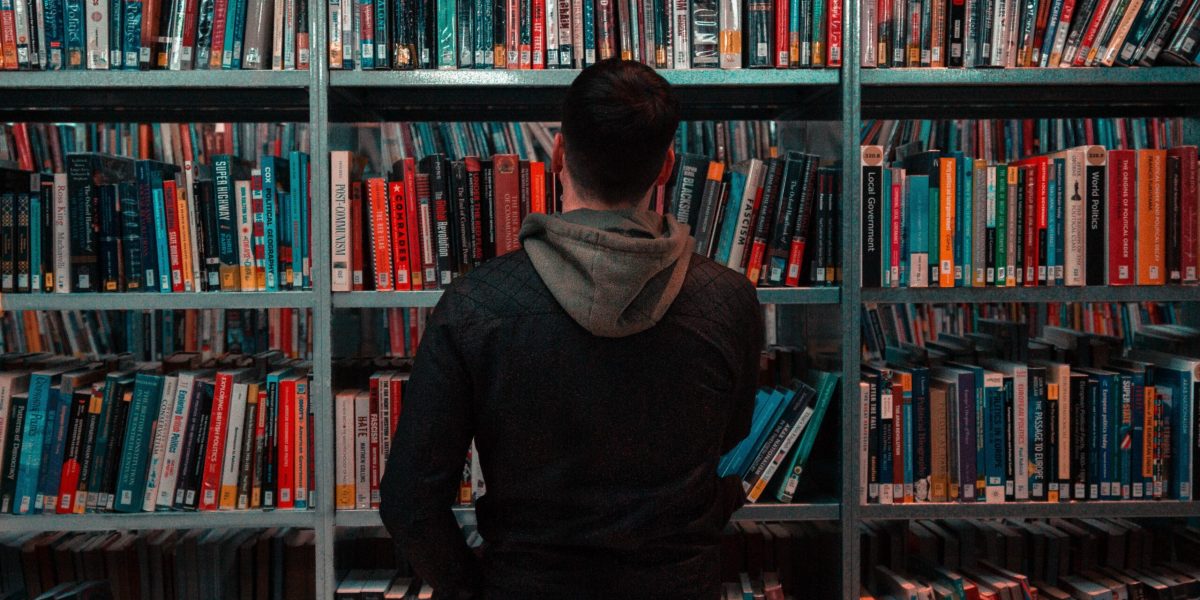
860 300 1200 505
0 0 311 70
0 528 316 600
863 517 1200 600
860 121 1199 289
860 0 1200 67
327 0 843 70
0 350 315 515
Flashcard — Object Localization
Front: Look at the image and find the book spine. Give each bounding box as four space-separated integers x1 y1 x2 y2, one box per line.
1166 154 1182 283
141 376 176 511
1171 147 1198 282
294 378 308 509
1136 149 1166 285
234 387 257 509
784 160 818 287
155 374 193 508
276 378 295 509
56 390 88 513
718 0 740 66
367 177 394 291
1107 150 1136 285
389 181 412 291
862 146 884 288
198 372 233 511
353 391 369 508
938 158 956 288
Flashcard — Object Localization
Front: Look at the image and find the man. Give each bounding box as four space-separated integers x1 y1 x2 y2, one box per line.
380 59 762 599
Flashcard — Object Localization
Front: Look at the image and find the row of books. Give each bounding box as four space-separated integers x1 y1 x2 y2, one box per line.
329 0 843 71
333 308 429 359
0 0 312 70
719 520 839 600
862 518 1200 600
1 528 315 600
862 117 1187 166
719 370 839 504
1 122 311 175
863 301 1182 355
860 313 1200 504
0 149 313 294
0 309 313 362
859 144 1200 288
0 351 314 516
861 0 1200 68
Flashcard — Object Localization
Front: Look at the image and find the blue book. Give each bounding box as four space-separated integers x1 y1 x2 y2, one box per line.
114 374 164 512
1027 367 1046 500
902 383 915 501
14 365 74 514
898 170 909 286
1131 350 1198 501
260 156 282 291
908 175 930 287
1079 368 1119 500
1046 161 1058 285
731 389 788 478
63 0 84 68
948 361 987 500
718 390 773 477
582 0 595 65
713 168 748 265
35 389 72 513
42 0 64 69
122 0 141 68
221 0 243 68
150 170 171 293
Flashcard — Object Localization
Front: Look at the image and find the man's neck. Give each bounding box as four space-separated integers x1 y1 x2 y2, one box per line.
559 186 651 213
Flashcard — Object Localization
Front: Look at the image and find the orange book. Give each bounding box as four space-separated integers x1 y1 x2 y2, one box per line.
367 177 394 291
938 157 956 288
530 162 546 214
1136 149 1166 285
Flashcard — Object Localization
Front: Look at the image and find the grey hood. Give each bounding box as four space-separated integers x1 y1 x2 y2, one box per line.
518 208 695 338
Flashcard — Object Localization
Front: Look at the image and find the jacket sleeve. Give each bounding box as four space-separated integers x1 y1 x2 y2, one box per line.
720 283 763 455
379 291 480 596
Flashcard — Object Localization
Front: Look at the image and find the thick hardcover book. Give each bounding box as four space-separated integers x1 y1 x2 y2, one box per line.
1168 146 1198 282
745 158 784 284
670 153 709 231
1135 149 1166 285
691 0 719 66
783 156 819 287
861 146 885 288
420 155 456 287
1107 149 1137 285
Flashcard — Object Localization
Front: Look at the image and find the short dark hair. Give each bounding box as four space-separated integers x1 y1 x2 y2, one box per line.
560 59 681 205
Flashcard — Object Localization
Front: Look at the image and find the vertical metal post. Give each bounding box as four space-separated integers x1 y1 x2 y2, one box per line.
308 0 336 594
840 0 863 595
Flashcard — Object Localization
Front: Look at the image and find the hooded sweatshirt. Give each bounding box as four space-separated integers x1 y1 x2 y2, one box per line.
380 207 763 600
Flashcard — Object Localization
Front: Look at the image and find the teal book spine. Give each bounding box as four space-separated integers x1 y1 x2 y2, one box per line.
1096 374 1114 499
898 174 909 287
437 0 457 67
880 167 892 287
928 174 940 285
903 385 914 500
995 166 1008 285
294 152 310 289
718 390 771 476
775 372 838 502
984 384 1004 499
63 0 83 69
1176 367 1193 500
1047 162 1059 286
35 390 69 513
812 0 826 61
261 157 280 291
714 170 748 265
958 153 972 287
150 179 171 293
582 0 595 65
359 0 375 68
14 374 51 514
908 175 929 287
30 192 41 293
375 0 389 66
221 0 242 67
114 374 164 512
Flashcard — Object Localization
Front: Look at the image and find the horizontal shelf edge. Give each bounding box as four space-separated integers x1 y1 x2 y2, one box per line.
861 285 1200 304
0 291 318 311
334 288 840 308
0 510 318 532
0 70 311 88
859 501 1200 520
334 503 840 527
331 69 839 88
860 67 1200 86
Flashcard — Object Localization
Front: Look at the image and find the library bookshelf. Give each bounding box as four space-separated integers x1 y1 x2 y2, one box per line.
1 0 1199 596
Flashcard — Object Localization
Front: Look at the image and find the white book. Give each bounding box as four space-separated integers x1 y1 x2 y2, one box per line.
330 151 352 292
52 173 70 293
328 0 342 66
571 0 583 67
13 0 29 66
377 373 392 477
142 375 179 512
335 391 356 509
862 0 877 67
84 0 108 68
235 179 256 290
726 159 765 273
272 0 286 69
544 0 557 67
963 0 976 66
1064 147 1087 286
718 0 741 68
218 382 249 509
156 371 199 508
470 439 485 501
354 391 371 509
672 0 691 68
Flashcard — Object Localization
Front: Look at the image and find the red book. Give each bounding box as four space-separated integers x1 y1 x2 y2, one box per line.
465 157 485 266
506 0 521 68
827 0 843 67
1035 157 1049 285
0 6 16 69
11 124 32 171
890 182 902 285
199 371 236 511
368 376 381 508
162 179 185 293
208 0 229 68
56 390 90 514
1168 146 1198 283
775 0 789 67
1073 0 1113 65
180 0 200 67
401 158 422 289
276 376 297 510
532 0 546 68
1108 149 1137 285
350 181 365 291
388 376 404 436
388 181 412 291
367 177 394 291
784 165 818 287
530 162 546 214
493 155 522 256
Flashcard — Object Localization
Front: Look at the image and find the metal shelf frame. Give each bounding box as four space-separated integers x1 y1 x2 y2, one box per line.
3 0 1200 596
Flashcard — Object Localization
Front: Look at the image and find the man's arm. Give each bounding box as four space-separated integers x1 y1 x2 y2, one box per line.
721 285 763 455
379 293 480 596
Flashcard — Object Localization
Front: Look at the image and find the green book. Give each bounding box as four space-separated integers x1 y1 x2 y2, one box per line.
774 370 840 503
437 0 457 68
113 373 164 513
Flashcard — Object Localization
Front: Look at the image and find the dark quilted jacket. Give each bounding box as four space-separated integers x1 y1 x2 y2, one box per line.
379 248 762 599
